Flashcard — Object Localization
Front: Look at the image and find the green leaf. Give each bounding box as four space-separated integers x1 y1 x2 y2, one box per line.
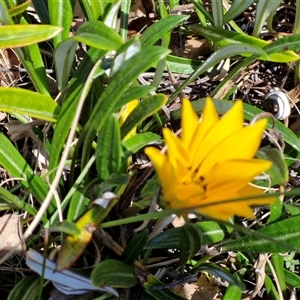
185 24 299 62
141 15 188 46
0 186 39 219
211 0 223 27
0 24 62 48
8 0 31 17
120 94 167 140
257 147 288 185
179 223 202 266
123 132 162 158
96 114 122 180
223 283 243 300
74 20 124 50
122 229 148 265
17 18 51 96
283 269 300 288
145 221 224 249
145 227 181 249
192 263 245 290
271 254 287 296
48 0 75 46
31 0 50 24
195 221 225 244
55 39 77 91
8 274 40 300
268 200 283 223
262 34 300 59
223 1 255 24
47 220 81 235
253 0 282 37
78 46 170 169
67 187 90 222
170 44 268 99
165 55 203 75
48 49 107 180
0 133 55 212
115 86 156 111
91 259 138 288
0 88 60 122
265 274 281 300
221 215 300 253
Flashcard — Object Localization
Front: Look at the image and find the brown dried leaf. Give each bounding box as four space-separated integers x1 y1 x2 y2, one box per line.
0 214 25 259
172 274 218 300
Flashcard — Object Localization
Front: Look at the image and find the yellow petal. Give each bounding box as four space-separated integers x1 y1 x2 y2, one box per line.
119 99 139 125
191 101 244 172
236 184 277 205
181 99 199 147
163 128 190 167
196 118 268 176
144 147 173 190
203 159 272 191
189 98 219 162
195 202 254 220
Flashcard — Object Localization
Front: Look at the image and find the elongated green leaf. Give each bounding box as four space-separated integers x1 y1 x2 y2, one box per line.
8 0 31 17
223 1 255 24
271 254 287 296
74 20 124 50
78 0 95 20
253 0 282 37
49 48 106 180
257 147 288 185
263 34 300 57
120 94 167 140
0 24 62 48
91 259 138 288
165 55 203 75
265 274 281 299
0 88 60 122
55 39 77 91
8 274 40 300
47 220 81 235
115 86 156 111
223 283 243 300
122 132 162 159
141 15 188 46
211 0 223 27
56 197 120 270
31 0 50 24
144 274 186 299
146 221 222 249
221 215 300 253
192 263 245 290
67 187 90 222
48 0 75 47
283 269 300 288
0 186 39 218
170 43 268 100
0 4 51 95
0 133 55 212
185 24 299 62
122 229 148 265
96 114 122 180
171 98 300 153
78 46 170 170
179 223 202 266
195 221 224 244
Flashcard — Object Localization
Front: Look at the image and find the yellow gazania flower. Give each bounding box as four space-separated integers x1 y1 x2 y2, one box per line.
145 98 276 220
